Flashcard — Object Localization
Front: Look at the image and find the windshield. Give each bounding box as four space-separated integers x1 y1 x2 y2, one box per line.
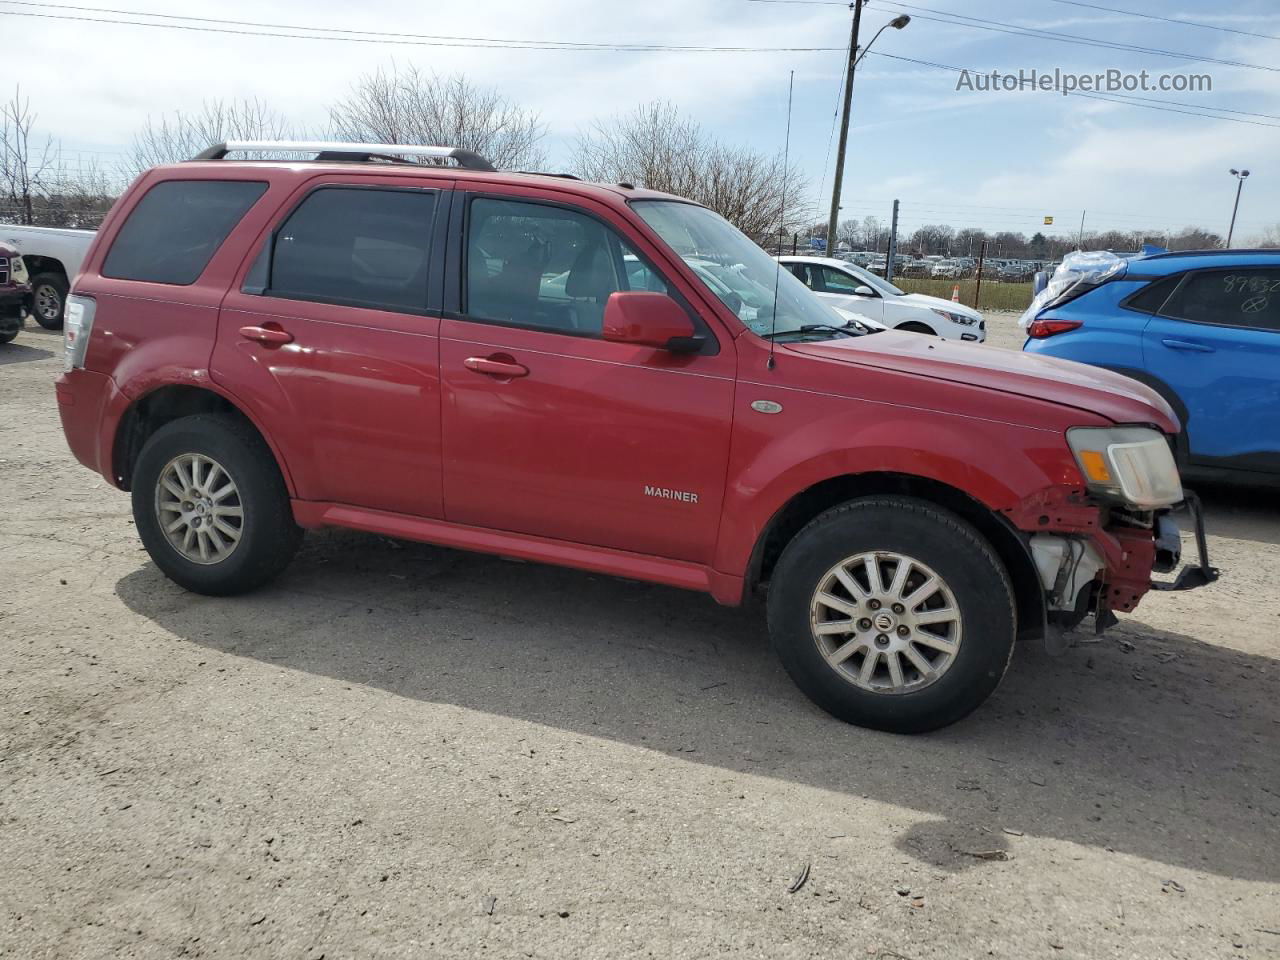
631 200 849 338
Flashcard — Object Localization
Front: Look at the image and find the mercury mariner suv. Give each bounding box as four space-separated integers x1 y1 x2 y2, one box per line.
55 141 1217 733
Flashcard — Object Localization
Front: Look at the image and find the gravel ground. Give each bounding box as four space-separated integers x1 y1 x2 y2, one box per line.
1 318 1277 959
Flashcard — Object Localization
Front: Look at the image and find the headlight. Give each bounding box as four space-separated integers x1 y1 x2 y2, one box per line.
930 308 976 326
1067 426 1182 507
10 255 28 284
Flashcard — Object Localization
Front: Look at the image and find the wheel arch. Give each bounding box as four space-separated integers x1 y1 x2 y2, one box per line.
112 384 297 497
745 471 1045 643
21 256 69 282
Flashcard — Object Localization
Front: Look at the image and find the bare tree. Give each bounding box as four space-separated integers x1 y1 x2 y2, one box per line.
1256 224 1280 249
0 87 57 225
127 98 291 176
330 66 545 170
575 102 810 244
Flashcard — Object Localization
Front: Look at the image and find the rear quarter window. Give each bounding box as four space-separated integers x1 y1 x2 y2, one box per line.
103 180 267 285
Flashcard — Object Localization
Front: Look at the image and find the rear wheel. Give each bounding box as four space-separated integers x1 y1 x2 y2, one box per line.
0 325 18 344
767 497 1015 733
31 273 68 330
131 414 302 595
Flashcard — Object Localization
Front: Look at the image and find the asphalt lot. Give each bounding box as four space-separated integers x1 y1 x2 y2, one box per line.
1 318 1277 959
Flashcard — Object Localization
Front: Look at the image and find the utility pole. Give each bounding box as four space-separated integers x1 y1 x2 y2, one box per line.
826 0 864 249
1077 210 1087 250
885 198 900 283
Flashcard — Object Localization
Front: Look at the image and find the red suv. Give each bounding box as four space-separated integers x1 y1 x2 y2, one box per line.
55 141 1216 732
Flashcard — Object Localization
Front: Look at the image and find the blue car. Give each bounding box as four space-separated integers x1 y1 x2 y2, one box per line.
1023 250 1280 484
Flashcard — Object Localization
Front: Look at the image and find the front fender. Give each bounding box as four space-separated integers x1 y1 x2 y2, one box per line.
713 390 1083 576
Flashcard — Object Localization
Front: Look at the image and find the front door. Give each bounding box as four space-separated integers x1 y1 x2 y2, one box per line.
439 188 735 564
214 176 450 518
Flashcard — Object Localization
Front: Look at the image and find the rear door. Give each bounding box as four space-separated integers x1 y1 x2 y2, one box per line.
213 175 450 518
1140 266 1280 471
438 185 736 563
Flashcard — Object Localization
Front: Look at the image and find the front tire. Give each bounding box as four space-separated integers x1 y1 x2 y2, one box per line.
767 497 1015 733
30 273 68 330
131 414 302 595
897 321 937 336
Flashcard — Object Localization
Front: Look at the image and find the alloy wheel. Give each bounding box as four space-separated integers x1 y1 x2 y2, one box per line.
154 453 244 564
809 551 963 695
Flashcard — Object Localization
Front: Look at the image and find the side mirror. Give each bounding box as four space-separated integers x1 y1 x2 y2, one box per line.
602 291 702 353
854 285 876 297
1032 271 1048 296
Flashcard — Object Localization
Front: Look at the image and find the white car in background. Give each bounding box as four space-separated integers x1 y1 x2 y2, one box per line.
777 255 986 342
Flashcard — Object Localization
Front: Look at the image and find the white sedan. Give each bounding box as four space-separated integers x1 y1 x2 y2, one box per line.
777 255 986 342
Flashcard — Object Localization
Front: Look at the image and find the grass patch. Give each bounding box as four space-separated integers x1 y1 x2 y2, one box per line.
892 278 1033 312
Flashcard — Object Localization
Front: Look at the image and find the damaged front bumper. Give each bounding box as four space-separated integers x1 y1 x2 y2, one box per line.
1026 489 1218 636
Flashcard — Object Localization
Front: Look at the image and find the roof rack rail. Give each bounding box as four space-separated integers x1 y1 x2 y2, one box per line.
190 140 496 171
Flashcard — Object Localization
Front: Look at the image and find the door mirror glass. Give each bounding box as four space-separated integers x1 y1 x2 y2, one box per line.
602 291 701 352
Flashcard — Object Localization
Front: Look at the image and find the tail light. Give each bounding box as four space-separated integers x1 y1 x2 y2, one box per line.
1027 318 1082 338
64 294 96 370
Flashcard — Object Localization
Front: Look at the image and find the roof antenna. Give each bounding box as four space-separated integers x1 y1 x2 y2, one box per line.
767 70 795 371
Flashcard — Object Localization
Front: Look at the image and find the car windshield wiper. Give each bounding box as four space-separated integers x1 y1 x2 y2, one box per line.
763 323 861 341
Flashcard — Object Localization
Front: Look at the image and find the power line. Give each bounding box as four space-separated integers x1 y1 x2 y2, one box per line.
0 1 844 52
746 0 1280 74
1042 0 1280 43
882 2 1280 75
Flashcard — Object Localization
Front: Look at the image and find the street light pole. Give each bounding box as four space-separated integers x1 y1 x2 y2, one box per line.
1226 168 1250 248
825 8 909 253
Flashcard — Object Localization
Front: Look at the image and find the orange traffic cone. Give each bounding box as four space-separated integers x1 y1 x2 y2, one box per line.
951 285 960 302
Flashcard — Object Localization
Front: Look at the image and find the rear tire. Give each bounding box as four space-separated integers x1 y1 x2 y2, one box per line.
131 414 302 595
767 496 1015 733
31 273 68 330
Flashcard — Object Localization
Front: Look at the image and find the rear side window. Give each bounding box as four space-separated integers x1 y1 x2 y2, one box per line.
1124 275 1182 315
1159 268 1280 332
265 187 437 313
103 180 267 284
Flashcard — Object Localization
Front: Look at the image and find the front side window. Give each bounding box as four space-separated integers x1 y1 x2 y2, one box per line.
104 180 267 285
818 265 865 295
1159 268 1280 332
465 197 665 337
264 187 437 313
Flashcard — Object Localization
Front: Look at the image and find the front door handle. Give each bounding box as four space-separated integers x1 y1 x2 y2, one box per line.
1161 338 1214 353
464 356 529 378
239 324 294 346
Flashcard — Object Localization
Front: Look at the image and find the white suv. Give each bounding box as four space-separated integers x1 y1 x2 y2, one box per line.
778 255 986 342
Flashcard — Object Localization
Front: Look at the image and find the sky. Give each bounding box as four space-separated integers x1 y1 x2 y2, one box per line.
6 0 1279 243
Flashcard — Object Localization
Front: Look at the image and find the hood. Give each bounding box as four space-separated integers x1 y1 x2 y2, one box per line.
787 333 1179 432
899 293 981 319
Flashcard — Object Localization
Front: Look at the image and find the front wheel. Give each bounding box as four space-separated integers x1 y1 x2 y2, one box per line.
131 414 302 595
767 497 1015 733
896 321 937 336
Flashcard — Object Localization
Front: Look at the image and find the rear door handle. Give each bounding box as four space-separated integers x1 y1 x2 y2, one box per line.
239 325 294 346
1161 338 1214 353
464 356 529 378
